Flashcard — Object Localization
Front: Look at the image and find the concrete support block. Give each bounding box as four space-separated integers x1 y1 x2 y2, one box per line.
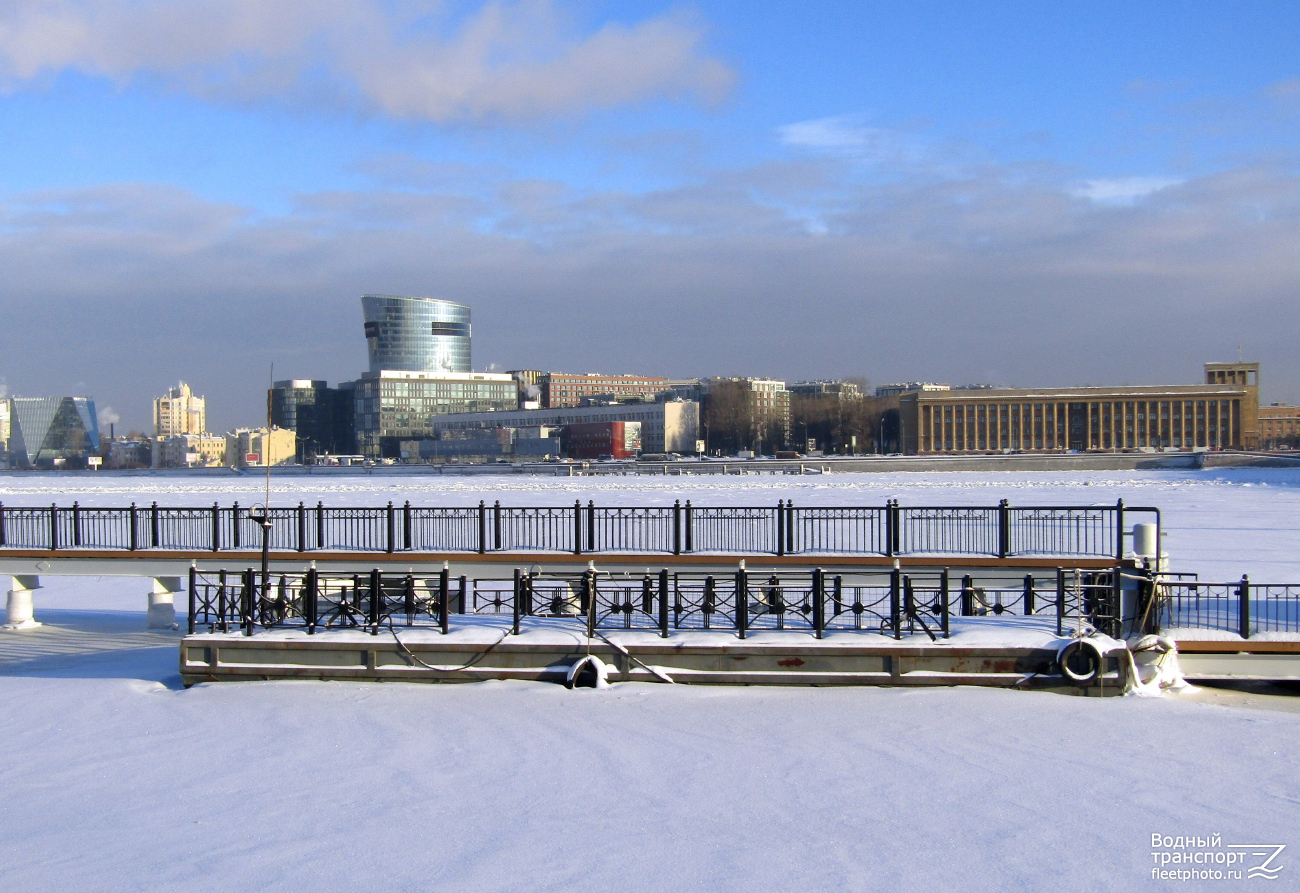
4 575 42 630
148 576 182 631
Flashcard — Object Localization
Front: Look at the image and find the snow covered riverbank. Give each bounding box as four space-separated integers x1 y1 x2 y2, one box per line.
1 468 1297 891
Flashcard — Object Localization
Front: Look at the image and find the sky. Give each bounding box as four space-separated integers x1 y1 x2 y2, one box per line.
1 1 1299 432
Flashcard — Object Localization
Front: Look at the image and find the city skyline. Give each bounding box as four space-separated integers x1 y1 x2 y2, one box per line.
2 2 1300 432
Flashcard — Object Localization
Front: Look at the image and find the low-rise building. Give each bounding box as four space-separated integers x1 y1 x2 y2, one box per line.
528 372 670 408
153 433 227 468
1260 404 1300 448
225 427 297 468
875 382 950 398
790 381 862 399
420 401 698 455
566 421 642 459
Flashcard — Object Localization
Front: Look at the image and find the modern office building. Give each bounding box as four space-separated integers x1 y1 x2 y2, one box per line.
4 396 100 468
153 382 206 437
353 370 518 457
420 401 699 455
899 362 1261 454
362 294 471 374
270 380 356 459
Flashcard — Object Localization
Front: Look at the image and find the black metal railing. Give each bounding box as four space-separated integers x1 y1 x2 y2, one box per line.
1154 577 1300 638
3 498 1157 560
190 564 1126 640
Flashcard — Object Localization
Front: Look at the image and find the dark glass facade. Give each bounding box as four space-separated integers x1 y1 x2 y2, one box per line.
269 380 356 458
362 294 471 374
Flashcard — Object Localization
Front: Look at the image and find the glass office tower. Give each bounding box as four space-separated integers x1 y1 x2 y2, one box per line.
5 396 100 468
362 295 471 374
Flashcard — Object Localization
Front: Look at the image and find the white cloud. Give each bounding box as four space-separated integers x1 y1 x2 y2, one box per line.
1071 176 1184 205
0 0 733 121
778 115 873 150
5 161 1300 431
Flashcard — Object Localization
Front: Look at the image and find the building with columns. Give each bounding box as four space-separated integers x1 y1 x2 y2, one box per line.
900 362 1260 454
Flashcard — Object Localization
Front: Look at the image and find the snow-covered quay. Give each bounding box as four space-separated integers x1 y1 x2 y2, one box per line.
1 468 1298 891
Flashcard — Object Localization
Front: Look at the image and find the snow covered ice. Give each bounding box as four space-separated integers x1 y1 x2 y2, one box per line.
1 468 1298 891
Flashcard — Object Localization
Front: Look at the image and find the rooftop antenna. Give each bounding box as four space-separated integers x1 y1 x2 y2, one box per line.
1237 345 1243 363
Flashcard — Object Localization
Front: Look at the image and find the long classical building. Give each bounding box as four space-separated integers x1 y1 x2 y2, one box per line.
900 362 1260 454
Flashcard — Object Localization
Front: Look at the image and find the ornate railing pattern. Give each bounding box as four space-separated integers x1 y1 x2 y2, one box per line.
188 566 1124 639
0 499 1158 560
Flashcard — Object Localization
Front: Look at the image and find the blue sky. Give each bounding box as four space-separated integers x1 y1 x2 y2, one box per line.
2 1 1299 430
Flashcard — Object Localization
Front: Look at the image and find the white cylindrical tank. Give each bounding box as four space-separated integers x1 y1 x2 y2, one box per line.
1132 523 1159 559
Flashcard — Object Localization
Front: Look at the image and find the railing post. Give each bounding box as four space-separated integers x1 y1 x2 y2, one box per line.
0 502 6 547
940 568 950 637
1023 574 1035 615
786 500 795 554
1056 568 1065 636
304 565 318 634
316 502 325 550
231 502 240 549
368 568 382 633
242 567 255 636
658 569 669 638
72 501 82 547
672 500 681 556
385 502 395 554
458 575 468 614
812 567 825 640
50 503 59 551
129 503 138 551
493 501 502 551
188 564 197 635
776 500 785 556
477 501 487 554
736 564 748 639
884 500 895 557
998 499 1010 559
512 568 521 635
587 501 596 553
296 502 306 553
1115 499 1125 561
685 500 693 552
573 500 582 555
439 565 450 635
889 564 902 639
585 569 596 639
211 502 220 552
403 501 413 551
961 573 974 616
1239 575 1251 640
150 501 159 548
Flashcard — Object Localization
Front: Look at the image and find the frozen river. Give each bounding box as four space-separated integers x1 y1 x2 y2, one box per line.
3 466 1298 581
